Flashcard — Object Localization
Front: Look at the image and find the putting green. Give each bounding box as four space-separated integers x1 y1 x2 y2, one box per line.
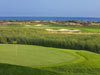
0 44 77 67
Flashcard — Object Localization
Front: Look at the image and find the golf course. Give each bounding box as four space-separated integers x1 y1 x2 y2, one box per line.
0 0 100 74
0 21 100 75
0 44 100 75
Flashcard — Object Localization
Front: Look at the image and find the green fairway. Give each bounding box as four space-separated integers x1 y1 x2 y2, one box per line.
0 44 100 75
0 44 76 67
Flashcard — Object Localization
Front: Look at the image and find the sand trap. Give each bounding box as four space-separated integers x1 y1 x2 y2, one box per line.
59 29 80 32
46 29 57 31
35 24 43 27
46 29 80 32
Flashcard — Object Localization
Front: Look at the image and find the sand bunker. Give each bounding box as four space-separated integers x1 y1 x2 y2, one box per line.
46 29 80 32
35 24 43 27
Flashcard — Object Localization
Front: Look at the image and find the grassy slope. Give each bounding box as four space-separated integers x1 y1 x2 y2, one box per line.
0 44 100 75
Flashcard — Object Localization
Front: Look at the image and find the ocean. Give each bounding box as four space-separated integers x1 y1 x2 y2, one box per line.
0 17 100 22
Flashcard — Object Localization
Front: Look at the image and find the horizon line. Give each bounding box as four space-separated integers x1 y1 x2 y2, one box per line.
0 16 100 18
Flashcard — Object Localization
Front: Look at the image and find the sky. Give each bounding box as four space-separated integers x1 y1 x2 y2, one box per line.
0 0 100 17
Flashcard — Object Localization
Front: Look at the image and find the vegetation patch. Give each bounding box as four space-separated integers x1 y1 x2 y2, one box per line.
0 28 100 53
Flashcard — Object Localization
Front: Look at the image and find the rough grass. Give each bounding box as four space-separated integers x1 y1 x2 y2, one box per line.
0 28 100 53
0 44 100 75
